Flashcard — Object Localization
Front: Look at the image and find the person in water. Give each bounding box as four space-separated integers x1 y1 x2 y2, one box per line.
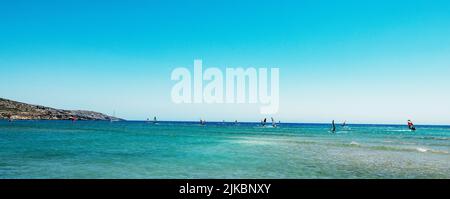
407 120 416 131
331 120 336 133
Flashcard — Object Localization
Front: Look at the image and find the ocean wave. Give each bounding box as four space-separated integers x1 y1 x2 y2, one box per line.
350 141 360 146
329 141 449 154
399 136 450 141
229 136 450 155
420 136 450 141
233 140 275 145
415 147 449 154
230 136 318 146
366 145 449 154
416 147 428 153
386 129 414 132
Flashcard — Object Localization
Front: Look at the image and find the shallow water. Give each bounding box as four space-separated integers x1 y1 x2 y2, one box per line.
0 120 449 179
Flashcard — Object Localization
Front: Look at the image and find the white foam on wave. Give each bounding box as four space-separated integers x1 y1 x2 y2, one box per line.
438 150 449 154
350 141 360 146
416 147 429 152
421 136 450 141
389 130 413 132
234 140 273 145
415 147 449 154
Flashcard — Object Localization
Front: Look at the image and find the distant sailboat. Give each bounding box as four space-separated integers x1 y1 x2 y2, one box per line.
153 116 158 124
110 111 119 122
271 117 277 127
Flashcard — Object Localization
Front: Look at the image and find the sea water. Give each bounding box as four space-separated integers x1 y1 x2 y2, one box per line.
0 120 449 179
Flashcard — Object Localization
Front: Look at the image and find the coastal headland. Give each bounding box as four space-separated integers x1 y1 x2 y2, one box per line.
0 98 122 121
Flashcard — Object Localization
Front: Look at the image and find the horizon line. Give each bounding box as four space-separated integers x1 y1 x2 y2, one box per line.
3 119 449 127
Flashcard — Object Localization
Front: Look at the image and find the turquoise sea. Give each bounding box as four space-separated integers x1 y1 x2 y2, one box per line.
0 120 449 179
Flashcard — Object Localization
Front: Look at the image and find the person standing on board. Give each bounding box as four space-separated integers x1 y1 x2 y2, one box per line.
200 119 206 126
271 117 277 127
407 120 416 131
262 118 267 127
331 120 336 133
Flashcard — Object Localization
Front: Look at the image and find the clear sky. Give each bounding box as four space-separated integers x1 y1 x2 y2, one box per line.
1 0 449 124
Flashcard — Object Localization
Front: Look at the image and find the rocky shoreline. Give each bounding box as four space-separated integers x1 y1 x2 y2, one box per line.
0 98 123 121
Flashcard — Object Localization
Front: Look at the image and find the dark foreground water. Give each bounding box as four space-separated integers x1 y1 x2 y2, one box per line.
0 120 449 179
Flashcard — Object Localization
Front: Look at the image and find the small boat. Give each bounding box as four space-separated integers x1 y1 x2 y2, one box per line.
110 111 120 122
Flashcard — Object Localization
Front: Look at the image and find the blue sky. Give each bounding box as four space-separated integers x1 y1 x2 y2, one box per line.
1 0 450 124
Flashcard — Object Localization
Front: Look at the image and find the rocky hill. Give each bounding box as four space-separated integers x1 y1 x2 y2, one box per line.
0 98 123 121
